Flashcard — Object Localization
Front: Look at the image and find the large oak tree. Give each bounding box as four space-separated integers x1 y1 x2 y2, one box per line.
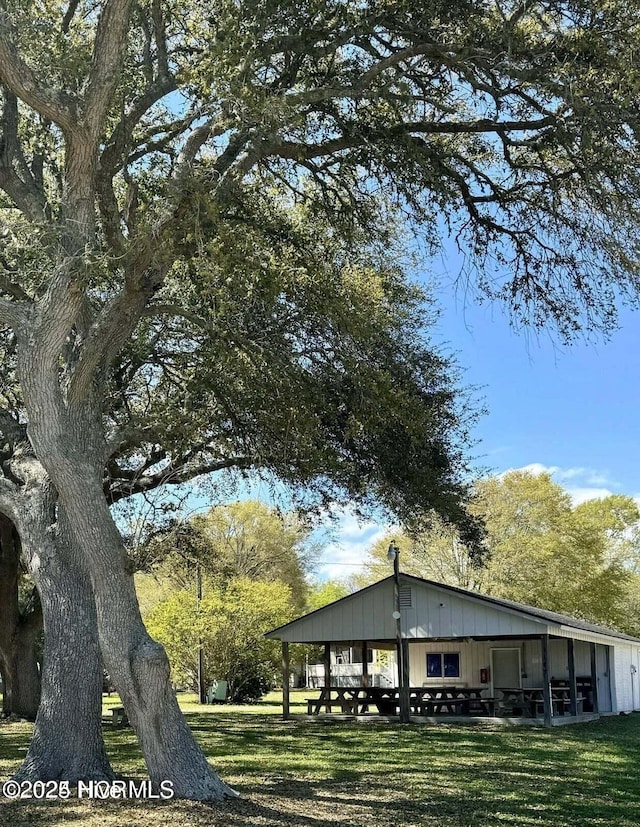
1 0 640 800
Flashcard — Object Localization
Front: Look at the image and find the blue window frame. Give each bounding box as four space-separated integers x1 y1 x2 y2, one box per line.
426 653 460 678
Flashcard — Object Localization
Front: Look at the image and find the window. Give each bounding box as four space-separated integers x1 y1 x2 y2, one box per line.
443 653 460 677
427 654 442 677
426 653 460 678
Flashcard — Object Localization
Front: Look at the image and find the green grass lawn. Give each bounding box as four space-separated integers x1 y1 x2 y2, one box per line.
1 689 638 827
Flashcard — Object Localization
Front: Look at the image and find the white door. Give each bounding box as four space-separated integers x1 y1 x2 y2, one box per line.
491 648 521 693
596 645 612 713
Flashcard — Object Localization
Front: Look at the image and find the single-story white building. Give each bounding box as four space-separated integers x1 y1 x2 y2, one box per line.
266 574 640 725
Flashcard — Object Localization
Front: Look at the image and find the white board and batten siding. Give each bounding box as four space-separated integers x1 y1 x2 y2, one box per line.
409 638 616 709
541 625 640 713
267 576 543 644
611 642 640 713
270 579 397 643
399 578 545 639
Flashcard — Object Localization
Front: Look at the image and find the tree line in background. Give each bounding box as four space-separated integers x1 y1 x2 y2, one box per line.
134 472 640 705
356 471 640 637
135 500 316 702
0 497 333 714
3 475 637 714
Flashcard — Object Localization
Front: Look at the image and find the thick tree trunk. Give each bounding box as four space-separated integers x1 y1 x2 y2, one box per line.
0 516 41 720
59 470 235 799
8 613 42 720
0 515 21 715
18 341 234 799
12 498 113 783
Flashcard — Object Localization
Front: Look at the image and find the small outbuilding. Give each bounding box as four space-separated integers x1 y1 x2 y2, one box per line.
266 574 640 725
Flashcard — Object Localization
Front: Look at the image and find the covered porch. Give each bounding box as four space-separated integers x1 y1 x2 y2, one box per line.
285 634 606 726
266 573 634 727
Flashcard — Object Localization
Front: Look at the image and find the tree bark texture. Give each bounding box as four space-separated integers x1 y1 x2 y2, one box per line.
17 403 234 798
9 490 113 783
0 515 41 720
67 476 235 798
11 625 41 719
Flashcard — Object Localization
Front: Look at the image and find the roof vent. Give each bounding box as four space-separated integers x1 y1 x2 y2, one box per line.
399 586 413 609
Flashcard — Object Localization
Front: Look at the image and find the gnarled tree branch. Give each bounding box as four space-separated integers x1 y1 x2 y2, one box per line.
84 0 135 140
0 12 77 132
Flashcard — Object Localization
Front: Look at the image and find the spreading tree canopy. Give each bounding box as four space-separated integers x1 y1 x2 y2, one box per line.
0 0 640 800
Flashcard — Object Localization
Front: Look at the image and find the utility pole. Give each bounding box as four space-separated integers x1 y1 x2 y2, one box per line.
196 563 206 704
388 541 410 723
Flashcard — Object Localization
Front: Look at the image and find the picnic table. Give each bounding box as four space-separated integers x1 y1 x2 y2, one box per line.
411 686 494 715
110 705 129 727
545 686 585 715
306 686 398 715
498 687 585 717
306 686 495 716
497 687 541 716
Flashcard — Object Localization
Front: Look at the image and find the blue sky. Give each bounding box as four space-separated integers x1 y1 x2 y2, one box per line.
434 283 640 499
315 252 640 580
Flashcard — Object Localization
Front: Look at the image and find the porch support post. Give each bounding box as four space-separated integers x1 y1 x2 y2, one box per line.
590 642 600 714
390 553 410 723
323 642 332 690
400 639 411 722
541 634 553 727
362 641 369 688
282 641 290 720
567 638 577 716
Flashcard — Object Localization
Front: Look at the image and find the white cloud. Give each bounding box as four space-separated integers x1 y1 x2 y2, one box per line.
564 487 616 506
506 462 560 477
554 467 588 481
313 506 391 581
554 467 613 486
504 463 614 485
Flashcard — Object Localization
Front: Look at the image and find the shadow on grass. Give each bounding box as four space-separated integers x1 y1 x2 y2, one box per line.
190 712 640 827
0 732 33 762
2 710 640 827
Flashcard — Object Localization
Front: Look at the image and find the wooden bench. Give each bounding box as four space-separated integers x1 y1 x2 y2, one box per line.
375 699 398 715
410 699 471 715
111 706 129 727
433 700 471 715
533 695 585 716
411 696 494 716
468 698 496 716
306 698 358 715
496 699 527 716
410 700 435 715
